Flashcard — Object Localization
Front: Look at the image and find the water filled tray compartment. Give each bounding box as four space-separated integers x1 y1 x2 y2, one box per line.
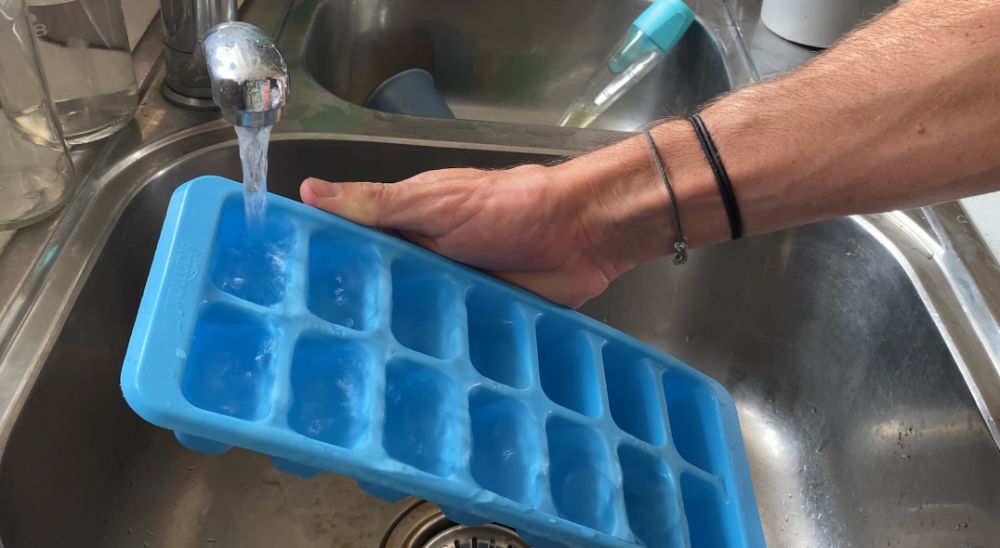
122 176 764 548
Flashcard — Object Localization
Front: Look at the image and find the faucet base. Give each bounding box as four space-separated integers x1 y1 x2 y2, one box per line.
162 85 217 110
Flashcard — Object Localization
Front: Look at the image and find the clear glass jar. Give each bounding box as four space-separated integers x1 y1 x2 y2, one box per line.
25 0 138 145
0 0 74 229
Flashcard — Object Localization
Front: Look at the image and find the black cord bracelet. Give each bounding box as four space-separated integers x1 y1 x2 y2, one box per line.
689 113 743 240
643 130 688 265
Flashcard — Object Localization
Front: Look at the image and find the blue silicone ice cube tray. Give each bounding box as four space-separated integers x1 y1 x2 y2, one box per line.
122 176 765 548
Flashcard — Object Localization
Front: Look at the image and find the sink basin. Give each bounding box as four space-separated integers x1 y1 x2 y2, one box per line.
0 0 998 546
0 134 998 548
301 0 731 131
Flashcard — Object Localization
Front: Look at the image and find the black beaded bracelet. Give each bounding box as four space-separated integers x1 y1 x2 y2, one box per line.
689 112 743 240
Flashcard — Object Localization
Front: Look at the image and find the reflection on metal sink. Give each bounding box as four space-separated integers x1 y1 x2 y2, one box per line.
301 0 732 130
0 135 997 547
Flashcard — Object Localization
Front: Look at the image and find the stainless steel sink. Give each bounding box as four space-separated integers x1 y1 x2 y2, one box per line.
0 0 998 547
301 0 732 130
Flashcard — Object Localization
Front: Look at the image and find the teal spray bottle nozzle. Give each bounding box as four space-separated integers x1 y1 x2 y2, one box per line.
559 0 695 128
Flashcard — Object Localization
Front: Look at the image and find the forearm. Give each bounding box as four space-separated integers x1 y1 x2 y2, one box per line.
697 0 1000 238
562 0 1000 265
302 0 1000 306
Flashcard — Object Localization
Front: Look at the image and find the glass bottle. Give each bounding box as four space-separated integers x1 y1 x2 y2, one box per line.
0 0 74 229
25 0 138 144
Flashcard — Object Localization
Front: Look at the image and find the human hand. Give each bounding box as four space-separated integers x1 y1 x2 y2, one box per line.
300 137 679 307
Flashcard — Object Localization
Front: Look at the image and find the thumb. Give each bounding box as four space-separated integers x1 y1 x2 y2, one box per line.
301 177 413 229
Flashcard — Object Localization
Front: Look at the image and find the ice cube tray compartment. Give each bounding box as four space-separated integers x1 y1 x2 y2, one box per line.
664 368 729 475
466 289 533 389
287 335 373 448
306 234 380 331
210 199 297 306
123 176 765 548
383 356 465 476
681 472 743 547
619 444 686 547
181 304 277 421
546 416 623 536
537 316 604 418
390 257 464 359
604 342 668 446
468 388 543 507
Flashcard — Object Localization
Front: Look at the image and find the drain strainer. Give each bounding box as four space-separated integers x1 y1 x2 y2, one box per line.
424 524 528 548
381 499 530 548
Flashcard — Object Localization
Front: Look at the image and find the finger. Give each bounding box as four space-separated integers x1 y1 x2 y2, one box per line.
300 178 379 225
300 177 435 230
302 174 489 235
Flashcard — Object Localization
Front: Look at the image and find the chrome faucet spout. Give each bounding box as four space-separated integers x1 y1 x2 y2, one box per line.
201 22 289 128
159 1 288 122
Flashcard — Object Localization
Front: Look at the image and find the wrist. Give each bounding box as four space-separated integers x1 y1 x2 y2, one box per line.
551 135 670 277
647 120 732 247
551 120 730 276
697 79 850 236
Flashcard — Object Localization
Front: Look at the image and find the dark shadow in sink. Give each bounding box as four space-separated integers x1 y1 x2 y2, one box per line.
302 0 730 130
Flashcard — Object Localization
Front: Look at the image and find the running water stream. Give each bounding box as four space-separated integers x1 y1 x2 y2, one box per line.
235 125 273 227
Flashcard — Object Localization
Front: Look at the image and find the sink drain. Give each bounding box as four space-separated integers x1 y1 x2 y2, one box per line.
380 499 530 548
424 524 527 548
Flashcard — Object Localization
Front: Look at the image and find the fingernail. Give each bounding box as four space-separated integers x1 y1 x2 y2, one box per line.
306 178 341 198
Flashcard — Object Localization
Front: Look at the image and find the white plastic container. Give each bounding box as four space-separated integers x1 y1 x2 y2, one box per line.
761 0 894 48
